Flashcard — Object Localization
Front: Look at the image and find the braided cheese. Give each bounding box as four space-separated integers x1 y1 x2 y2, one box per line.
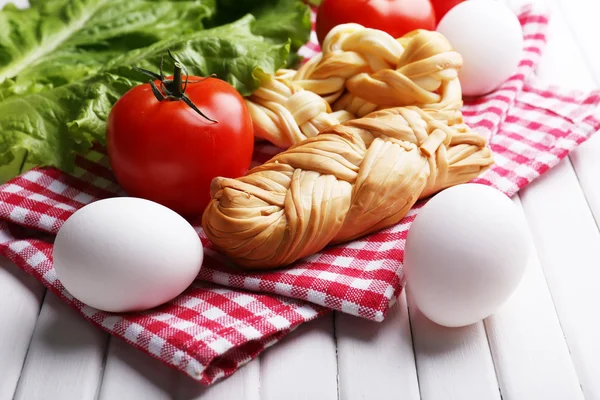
246 24 463 149
202 106 494 270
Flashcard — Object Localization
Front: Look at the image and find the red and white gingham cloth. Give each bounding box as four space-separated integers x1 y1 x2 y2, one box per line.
0 3 599 385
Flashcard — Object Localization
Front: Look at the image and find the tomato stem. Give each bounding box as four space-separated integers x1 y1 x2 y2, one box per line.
172 63 183 97
133 50 218 124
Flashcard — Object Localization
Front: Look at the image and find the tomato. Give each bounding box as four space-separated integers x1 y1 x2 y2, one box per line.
430 0 465 24
106 66 254 219
316 0 436 46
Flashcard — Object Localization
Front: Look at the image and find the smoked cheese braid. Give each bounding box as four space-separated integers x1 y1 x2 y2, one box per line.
202 106 493 270
245 24 463 149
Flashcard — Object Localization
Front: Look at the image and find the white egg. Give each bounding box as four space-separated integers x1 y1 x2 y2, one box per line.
53 197 203 313
404 184 531 327
437 0 524 97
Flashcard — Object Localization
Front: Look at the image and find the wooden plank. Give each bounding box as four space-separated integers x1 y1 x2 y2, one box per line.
570 134 600 226
519 158 600 400
177 360 260 400
259 315 338 400
336 292 420 400
97 337 179 400
13 293 108 400
529 0 600 228
545 0 600 227
521 1 596 91
484 196 584 400
0 258 46 400
552 0 600 80
408 293 500 400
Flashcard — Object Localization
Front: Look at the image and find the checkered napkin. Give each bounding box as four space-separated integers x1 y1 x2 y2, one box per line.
1 3 599 385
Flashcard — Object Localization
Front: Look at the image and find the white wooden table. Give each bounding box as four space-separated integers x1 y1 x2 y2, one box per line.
1 0 600 399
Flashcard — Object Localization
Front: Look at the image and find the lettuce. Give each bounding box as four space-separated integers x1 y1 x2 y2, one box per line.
0 0 216 98
211 0 311 50
0 0 311 182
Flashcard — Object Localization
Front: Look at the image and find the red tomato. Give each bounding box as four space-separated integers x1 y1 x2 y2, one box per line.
106 75 254 218
430 0 465 24
316 0 436 46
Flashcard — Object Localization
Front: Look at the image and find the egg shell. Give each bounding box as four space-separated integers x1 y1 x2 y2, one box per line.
436 0 524 97
404 184 531 327
53 197 203 313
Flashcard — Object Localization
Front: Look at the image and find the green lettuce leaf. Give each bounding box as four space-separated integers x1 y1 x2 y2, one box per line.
0 0 216 98
250 0 311 52
211 0 311 51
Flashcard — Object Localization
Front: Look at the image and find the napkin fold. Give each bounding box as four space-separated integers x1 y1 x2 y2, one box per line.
0 3 598 385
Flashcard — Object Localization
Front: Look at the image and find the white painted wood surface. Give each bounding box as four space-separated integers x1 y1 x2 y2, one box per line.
336 293 420 400
177 354 260 400
12 293 108 400
484 197 583 400
408 297 501 400
0 260 45 400
259 316 338 400
1 0 599 399
98 338 179 400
